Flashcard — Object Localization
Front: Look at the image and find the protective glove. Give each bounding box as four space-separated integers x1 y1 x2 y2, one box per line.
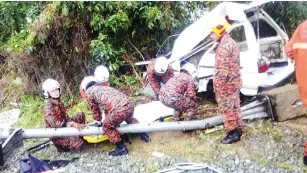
87 121 102 127
139 133 150 143
72 122 85 131
154 94 159 101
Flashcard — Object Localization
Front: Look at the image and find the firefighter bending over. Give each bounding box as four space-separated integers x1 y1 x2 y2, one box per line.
146 56 174 100
81 77 150 156
159 62 198 121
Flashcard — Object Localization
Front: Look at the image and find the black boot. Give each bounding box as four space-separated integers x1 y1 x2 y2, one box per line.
304 156 307 166
221 129 242 144
109 141 128 156
139 133 150 143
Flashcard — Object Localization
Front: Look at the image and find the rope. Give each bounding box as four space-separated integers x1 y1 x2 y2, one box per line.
155 162 221 173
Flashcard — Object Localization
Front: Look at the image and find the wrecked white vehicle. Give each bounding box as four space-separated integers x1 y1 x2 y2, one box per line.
137 1 294 96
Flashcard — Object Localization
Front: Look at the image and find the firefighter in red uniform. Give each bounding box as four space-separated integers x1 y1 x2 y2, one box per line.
159 62 198 121
81 77 150 156
284 20 307 165
209 17 243 144
42 79 86 151
79 65 109 99
147 56 174 100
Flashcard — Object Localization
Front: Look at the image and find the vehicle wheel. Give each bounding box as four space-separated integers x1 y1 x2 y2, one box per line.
196 80 217 103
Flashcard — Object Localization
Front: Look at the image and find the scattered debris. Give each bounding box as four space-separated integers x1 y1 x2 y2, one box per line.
205 125 223 134
152 151 165 158
0 109 21 128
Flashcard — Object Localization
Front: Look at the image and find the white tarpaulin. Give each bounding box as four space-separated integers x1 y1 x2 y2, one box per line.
0 109 21 128
133 101 174 124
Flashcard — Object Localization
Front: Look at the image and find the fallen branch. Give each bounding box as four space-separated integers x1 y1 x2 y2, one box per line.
123 52 144 86
128 41 146 62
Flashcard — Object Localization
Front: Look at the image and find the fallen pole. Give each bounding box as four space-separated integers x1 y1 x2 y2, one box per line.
0 96 272 139
0 96 273 167
0 106 268 139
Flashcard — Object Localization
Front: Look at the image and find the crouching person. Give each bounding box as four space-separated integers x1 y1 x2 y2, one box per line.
81 77 150 156
42 79 86 152
146 56 174 100
159 63 198 121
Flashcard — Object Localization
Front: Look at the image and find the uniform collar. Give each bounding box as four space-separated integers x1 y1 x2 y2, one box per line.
48 98 60 105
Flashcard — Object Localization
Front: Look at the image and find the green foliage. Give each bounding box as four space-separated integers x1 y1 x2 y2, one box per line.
263 2 307 35
105 10 131 32
141 6 162 29
0 2 44 44
90 33 124 71
108 74 136 87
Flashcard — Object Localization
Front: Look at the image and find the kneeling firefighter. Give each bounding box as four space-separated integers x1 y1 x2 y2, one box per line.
81 77 150 156
42 79 86 151
159 62 198 121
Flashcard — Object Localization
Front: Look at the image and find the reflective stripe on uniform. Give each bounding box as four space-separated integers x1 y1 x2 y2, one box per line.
293 42 307 49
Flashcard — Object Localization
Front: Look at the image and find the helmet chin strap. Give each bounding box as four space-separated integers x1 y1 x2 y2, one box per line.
49 95 60 99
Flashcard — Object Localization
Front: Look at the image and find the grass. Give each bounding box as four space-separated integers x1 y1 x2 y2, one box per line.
66 99 94 123
15 95 45 128
12 94 94 128
280 163 295 169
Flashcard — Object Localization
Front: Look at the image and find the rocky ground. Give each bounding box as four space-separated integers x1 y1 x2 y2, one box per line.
1 118 307 173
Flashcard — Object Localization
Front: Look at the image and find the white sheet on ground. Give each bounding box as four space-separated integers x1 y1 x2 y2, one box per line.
133 101 174 124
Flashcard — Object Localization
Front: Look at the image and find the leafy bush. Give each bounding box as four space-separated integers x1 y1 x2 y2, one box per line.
264 1 307 36
15 95 44 128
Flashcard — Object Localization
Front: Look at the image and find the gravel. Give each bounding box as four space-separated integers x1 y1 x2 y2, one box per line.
1 120 307 173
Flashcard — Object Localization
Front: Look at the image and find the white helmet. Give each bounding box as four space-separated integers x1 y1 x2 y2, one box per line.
181 63 197 78
154 56 169 76
94 65 109 83
42 79 61 99
81 76 97 91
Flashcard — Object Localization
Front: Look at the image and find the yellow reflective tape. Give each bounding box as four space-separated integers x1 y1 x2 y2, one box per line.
293 43 307 49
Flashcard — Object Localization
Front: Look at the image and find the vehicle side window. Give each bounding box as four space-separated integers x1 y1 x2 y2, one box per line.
251 19 277 38
229 26 248 52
